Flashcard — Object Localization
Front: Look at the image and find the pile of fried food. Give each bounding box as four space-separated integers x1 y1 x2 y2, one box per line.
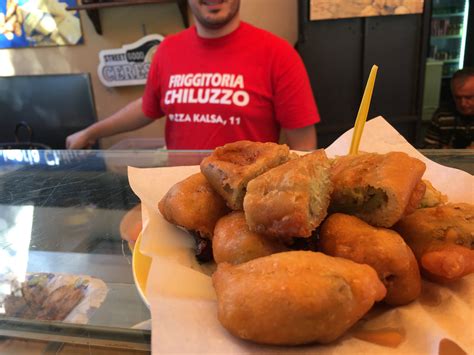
158 140 474 346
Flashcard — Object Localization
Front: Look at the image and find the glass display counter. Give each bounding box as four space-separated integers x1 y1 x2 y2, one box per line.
0 149 472 353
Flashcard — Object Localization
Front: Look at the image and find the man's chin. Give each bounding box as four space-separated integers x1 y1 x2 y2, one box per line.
203 22 227 29
200 16 232 29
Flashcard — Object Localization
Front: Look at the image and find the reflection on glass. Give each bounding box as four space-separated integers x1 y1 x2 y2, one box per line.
459 0 469 68
0 205 34 314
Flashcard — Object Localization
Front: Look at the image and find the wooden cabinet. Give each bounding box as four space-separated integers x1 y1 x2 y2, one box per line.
297 0 431 147
67 0 188 34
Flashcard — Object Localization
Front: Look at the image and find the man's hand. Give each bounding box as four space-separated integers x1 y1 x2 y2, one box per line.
65 98 153 149
65 129 96 149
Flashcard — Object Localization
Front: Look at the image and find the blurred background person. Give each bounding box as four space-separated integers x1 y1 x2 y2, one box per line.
424 67 474 149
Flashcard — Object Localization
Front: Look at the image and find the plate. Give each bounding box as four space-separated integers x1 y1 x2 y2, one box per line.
132 232 152 308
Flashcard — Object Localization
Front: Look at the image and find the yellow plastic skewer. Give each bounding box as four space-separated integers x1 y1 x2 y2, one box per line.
349 65 379 155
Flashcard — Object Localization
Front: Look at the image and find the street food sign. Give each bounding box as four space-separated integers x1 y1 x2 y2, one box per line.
98 34 164 87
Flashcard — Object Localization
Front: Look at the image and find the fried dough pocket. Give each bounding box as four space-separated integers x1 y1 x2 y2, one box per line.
395 203 474 283
320 213 421 305
212 211 287 264
212 251 386 346
418 179 448 208
200 140 292 210
330 152 426 227
158 172 230 239
244 150 332 240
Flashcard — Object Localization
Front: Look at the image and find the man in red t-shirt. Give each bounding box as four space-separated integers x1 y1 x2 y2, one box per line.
66 0 320 150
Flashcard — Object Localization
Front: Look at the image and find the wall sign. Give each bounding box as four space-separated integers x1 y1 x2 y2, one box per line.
0 0 83 48
310 0 424 21
98 34 164 88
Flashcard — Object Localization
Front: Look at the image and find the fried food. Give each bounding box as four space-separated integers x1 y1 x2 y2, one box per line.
4 296 36 319
4 274 84 321
395 203 474 283
421 245 474 283
212 251 386 345
212 211 287 264
158 172 229 239
22 282 49 309
419 179 448 208
200 140 292 210
405 180 427 216
320 213 421 305
37 285 84 321
330 152 426 227
189 231 214 263
243 150 332 240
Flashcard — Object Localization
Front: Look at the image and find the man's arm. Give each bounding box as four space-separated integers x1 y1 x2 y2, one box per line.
282 125 317 151
66 98 153 149
271 41 320 150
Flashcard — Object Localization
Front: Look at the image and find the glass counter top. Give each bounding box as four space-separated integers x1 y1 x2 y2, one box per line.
0 149 472 352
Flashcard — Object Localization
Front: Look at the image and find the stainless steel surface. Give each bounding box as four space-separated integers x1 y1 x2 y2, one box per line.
419 149 474 174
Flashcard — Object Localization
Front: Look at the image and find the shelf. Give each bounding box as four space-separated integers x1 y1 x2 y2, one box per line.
429 58 460 64
67 0 188 35
432 12 465 18
442 58 460 63
431 35 462 39
68 0 173 10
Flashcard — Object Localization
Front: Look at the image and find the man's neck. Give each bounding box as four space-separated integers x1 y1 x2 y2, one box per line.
195 16 241 39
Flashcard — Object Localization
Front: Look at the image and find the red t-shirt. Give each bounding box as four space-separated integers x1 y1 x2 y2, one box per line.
142 21 320 150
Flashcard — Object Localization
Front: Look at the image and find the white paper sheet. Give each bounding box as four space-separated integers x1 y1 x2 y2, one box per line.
128 117 474 354
325 116 473 204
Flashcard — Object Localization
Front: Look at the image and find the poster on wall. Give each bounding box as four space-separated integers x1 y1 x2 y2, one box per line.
98 34 164 88
310 0 424 21
0 0 83 48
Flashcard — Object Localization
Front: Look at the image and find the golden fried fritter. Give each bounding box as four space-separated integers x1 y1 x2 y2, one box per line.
418 179 448 208
395 203 474 283
320 213 421 305
243 150 332 240
421 245 474 283
212 251 386 345
212 211 287 264
330 152 426 227
158 172 229 239
200 140 292 210
404 180 427 216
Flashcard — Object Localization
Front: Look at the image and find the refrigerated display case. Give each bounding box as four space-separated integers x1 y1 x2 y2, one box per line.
421 59 444 121
429 0 470 78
